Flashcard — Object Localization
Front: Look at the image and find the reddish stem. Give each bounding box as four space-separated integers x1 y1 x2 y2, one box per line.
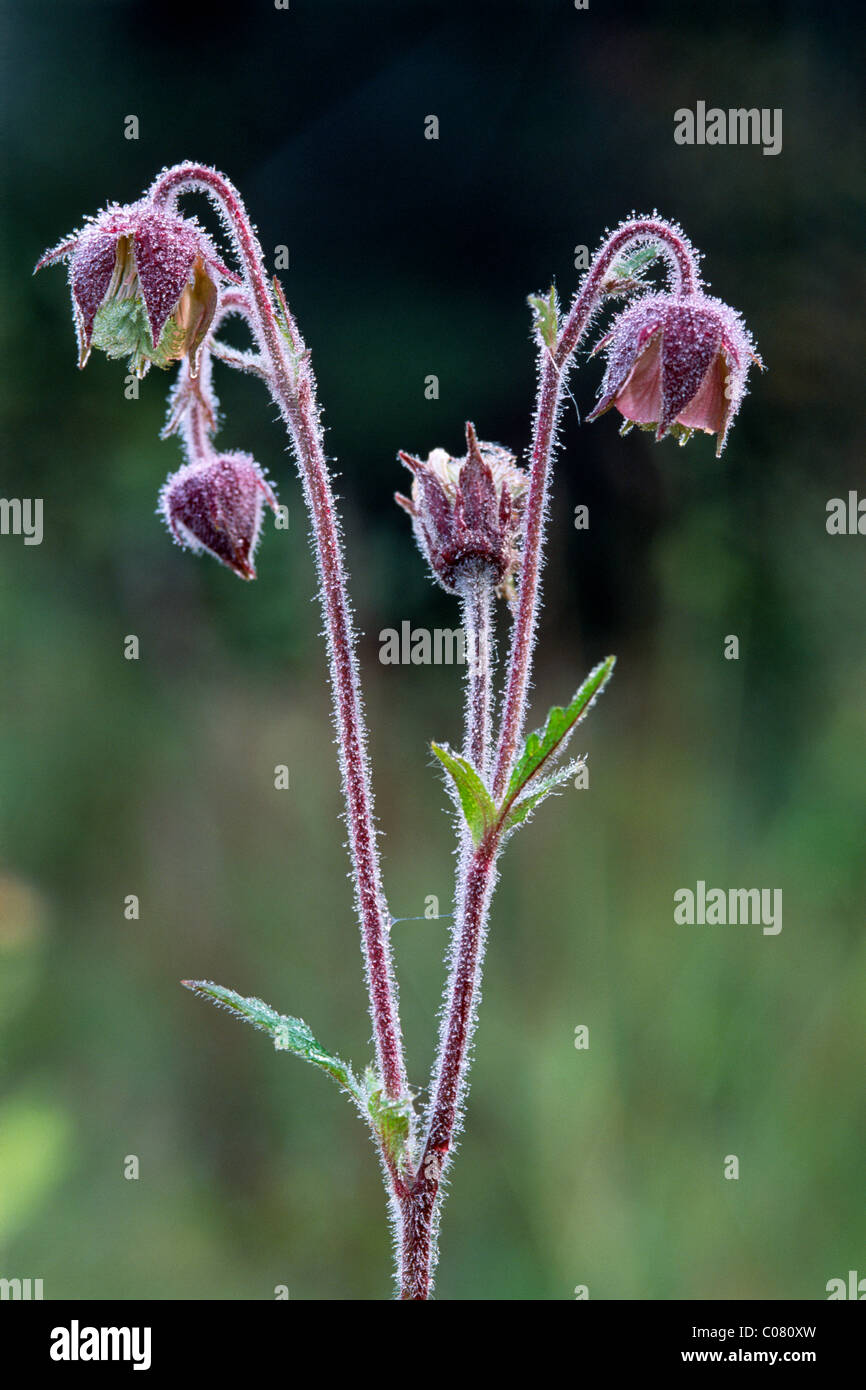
491 218 699 798
491 349 562 800
399 218 699 1297
401 832 499 1299
150 165 408 1107
458 567 494 776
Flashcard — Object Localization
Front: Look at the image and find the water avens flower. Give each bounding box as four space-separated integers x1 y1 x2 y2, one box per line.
159 452 277 580
587 291 762 455
395 423 527 599
38 169 765 1301
35 200 235 377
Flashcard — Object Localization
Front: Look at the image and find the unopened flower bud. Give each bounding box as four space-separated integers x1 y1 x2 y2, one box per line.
587 291 762 455
159 453 277 580
36 201 235 377
395 423 527 598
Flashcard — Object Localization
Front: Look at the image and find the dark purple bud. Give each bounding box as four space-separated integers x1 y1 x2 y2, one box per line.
395 423 527 598
159 452 277 580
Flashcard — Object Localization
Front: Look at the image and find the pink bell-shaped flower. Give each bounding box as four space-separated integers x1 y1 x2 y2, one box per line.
587 291 762 455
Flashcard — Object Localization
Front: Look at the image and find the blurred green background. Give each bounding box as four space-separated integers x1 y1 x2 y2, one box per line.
1 0 864 1299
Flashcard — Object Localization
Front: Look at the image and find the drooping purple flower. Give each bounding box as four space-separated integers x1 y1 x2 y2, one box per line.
587 291 762 455
395 423 527 598
36 201 237 377
159 452 277 580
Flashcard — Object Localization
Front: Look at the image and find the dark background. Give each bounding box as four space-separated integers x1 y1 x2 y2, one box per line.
1 0 863 1298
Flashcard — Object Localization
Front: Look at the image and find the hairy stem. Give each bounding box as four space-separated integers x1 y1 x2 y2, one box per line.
458 567 494 776
491 345 562 799
397 219 699 1293
400 832 500 1299
491 217 699 798
150 165 408 1108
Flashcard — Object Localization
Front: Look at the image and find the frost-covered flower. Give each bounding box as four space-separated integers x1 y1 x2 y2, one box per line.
396 423 527 598
36 201 235 377
587 291 762 455
159 452 277 580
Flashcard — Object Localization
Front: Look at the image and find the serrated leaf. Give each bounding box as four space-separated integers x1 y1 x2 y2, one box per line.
431 743 496 846
502 656 615 809
182 980 362 1102
528 285 558 349
501 758 586 833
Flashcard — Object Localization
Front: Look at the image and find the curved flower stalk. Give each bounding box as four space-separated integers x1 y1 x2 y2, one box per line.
37 174 762 1299
147 166 410 1122
37 166 412 1217
159 294 277 580
490 216 762 800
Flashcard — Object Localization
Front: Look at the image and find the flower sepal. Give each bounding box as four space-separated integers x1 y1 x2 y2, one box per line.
36 200 236 378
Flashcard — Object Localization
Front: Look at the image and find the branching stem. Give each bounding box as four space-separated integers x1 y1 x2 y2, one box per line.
402 218 697 1295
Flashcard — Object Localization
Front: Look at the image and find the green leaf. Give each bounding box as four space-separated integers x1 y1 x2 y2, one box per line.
431 743 496 846
614 243 660 277
91 297 186 375
528 285 558 349
604 244 662 296
364 1068 412 1171
503 656 616 807
182 980 363 1103
501 758 585 833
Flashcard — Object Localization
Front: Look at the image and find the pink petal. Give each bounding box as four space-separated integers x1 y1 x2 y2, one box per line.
614 331 664 424
587 298 665 421
676 351 727 434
